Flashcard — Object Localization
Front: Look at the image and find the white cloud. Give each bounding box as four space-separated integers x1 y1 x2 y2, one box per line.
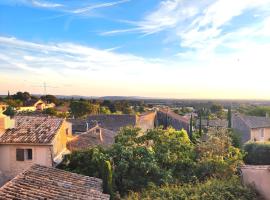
71 0 130 14
31 0 62 8
1 35 270 99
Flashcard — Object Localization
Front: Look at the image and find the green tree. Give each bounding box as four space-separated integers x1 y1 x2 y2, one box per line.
102 161 113 196
70 101 100 118
41 94 59 105
3 106 16 117
227 106 232 128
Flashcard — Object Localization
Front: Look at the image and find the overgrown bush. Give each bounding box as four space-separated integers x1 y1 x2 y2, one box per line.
244 142 270 165
60 127 246 198
126 177 257 200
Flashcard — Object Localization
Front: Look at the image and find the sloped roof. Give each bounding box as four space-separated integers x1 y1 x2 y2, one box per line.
159 109 190 124
0 164 110 200
0 115 63 144
196 119 228 128
87 114 137 131
23 99 44 107
67 127 116 151
68 119 97 133
238 115 270 128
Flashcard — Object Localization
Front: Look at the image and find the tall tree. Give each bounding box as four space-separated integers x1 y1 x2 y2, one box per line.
228 106 232 128
189 114 193 136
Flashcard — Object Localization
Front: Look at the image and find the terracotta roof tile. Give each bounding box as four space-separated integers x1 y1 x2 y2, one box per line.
67 127 116 151
0 115 64 144
0 164 110 200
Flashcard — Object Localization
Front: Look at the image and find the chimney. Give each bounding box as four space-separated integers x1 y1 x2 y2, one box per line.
95 127 103 142
0 109 15 136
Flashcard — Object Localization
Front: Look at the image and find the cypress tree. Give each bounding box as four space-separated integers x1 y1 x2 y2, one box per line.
189 114 193 137
102 160 113 197
228 106 232 128
199 111 202 135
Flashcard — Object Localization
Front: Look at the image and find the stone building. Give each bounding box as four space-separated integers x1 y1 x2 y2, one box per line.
0 114 72 179
232 114 270 143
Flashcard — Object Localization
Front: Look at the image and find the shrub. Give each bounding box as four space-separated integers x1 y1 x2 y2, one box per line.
125 177 257 200
244 142 270 165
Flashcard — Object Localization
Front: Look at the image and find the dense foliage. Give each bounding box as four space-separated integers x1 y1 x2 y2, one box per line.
126 177 257 200
244 142 270 165
238 105 270 117
59 127 251 199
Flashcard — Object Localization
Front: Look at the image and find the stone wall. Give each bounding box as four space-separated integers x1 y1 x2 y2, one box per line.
241 165 270 200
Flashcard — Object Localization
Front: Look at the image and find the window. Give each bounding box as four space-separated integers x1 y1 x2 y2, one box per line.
16 149 32 161
96 128 100 133
16 149 24 161
25 149 32 160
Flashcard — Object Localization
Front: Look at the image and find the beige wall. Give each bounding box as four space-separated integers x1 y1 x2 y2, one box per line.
250 127 270 142
0 144 52 178
51 121 72 160
136 112 156 132
241 165 270 200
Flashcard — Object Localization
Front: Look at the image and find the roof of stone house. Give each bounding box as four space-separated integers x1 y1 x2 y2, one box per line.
0 115 64 144
67 127 116 151
196 119 228 128
68 119 98 133
87 114 137 132
0 164 110 200
23 99 44 107
236 114 270 129
159 109 190 124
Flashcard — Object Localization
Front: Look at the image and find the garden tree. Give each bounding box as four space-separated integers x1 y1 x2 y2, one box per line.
70 101 100 118
195 128 243 180
12 91 31 102
5 99 23 108
210 103 223 113
41 95 59 105
60 127 245 198
42 108 57 116
227 106 232 128
100 106 111 114
126 177 257 200
3 106 16 117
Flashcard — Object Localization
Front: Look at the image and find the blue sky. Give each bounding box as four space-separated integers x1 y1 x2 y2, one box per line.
1 0 270 99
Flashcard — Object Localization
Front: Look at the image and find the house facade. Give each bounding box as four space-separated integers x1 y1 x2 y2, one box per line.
232 114 270 143
0 114 72 179
17 99 56 112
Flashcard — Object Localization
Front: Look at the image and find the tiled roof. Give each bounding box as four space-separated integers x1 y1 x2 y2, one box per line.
159 109 190 124
87 114 137 131
196 119 228 128
68 119 97 133
23 99 43 107
238 115 270 128
67 127 116 151
0 164 110 200
0 115 63 144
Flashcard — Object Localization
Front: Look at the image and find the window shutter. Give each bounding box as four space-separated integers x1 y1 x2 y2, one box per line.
27 149 33 160
16 149 24 161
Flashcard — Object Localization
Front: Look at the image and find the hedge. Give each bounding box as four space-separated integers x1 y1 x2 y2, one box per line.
244 142 270 165
125 177 257 200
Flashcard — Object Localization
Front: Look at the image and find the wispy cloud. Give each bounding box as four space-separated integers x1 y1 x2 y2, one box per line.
31 0 63 8
1 35 270 99
71 0 130 14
